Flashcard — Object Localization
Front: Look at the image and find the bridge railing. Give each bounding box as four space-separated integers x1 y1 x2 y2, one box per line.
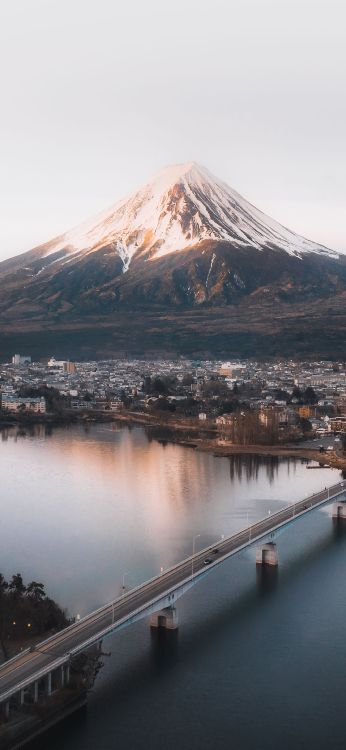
2 481 344 671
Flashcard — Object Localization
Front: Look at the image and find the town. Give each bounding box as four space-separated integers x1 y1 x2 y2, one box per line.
1 354 346 447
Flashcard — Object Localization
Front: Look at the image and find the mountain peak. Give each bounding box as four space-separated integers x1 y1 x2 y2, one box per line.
0 162 344 333
139 161 215 202
149 160 207 183
3 162 338 279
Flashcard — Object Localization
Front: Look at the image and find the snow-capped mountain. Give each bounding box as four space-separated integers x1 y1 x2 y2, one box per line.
0 162 345 322
43 161 337 269
1 162 337 280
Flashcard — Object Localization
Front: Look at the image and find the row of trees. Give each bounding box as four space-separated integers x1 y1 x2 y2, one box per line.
0 574 68 658
217 409 282 445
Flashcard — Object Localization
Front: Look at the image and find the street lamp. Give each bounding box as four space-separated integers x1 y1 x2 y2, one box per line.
122 571 130 593
192 534 201 578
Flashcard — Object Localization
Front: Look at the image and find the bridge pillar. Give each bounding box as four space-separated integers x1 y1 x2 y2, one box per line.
20 689 25 706
46 672 52 697
33 681 39 704
65 662 70 685
150 606 178 630
256 542 278 567
332 502 346 519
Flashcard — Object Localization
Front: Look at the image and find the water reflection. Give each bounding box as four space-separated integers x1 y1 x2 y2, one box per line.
228 453 311 484
0 423 339 617
1 423 53 441
256 564 279 596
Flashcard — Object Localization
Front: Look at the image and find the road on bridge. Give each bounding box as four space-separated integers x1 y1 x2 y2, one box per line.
0 480 344 703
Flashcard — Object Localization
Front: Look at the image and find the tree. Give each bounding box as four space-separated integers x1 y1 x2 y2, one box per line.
142 376 152 394
154 397 176 412
26 581 46 601
219 400 238 414
142 375 178 396
182 373 194 387
18 385 69 413
299 417 312 434
274 389 289 402
0 573 69 645
120 389 130 407
9 573 26 597
202 381 230 398
291 385 302 402
304 387 317 405
152 377 168 395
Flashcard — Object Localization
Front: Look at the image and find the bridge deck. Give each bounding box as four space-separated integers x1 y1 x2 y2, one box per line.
0 480 344 703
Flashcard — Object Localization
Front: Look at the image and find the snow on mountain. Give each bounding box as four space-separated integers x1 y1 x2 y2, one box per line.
23 162 340 274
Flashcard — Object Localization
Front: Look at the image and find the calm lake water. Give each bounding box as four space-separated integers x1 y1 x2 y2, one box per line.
1 423 346 750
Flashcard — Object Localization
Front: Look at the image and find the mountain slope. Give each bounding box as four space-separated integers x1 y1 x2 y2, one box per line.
0 162 345 358
0 162 338 277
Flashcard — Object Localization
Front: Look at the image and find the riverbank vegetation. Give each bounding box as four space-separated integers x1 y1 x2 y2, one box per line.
0 574 69 660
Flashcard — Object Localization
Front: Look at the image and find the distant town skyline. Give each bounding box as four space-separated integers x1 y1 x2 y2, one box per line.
1 0 345 260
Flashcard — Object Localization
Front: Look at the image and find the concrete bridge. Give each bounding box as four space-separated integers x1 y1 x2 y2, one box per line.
1 479 346 726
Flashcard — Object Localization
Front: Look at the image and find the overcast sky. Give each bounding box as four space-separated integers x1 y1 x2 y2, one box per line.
0 0 345 260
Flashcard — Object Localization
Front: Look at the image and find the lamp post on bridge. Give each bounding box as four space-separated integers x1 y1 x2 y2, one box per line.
122 571 130 593
111 572 130 624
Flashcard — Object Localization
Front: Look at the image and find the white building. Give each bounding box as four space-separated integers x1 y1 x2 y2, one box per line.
47 357 66 369
12 354 31 366
1 396 46 413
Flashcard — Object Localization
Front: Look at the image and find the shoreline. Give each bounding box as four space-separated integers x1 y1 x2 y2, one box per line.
111 411 346 472
2 409 345 472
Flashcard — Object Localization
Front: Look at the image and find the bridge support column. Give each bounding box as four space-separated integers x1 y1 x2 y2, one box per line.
46 672 52 697
65 662 70 685
150 606 178 630
20 689 25 706
33 681 39 703
332 502 346 519
256 542 278 567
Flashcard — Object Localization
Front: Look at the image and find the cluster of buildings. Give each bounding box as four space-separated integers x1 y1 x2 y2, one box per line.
0 355 346 439
1 395 46 414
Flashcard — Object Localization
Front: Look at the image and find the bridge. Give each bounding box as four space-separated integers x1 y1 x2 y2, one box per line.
1 479 346 717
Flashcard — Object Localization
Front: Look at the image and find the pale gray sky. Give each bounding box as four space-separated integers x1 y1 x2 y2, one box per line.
0 0 345 260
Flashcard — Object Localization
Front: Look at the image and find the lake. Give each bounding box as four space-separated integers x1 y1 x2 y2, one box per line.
1 423 345 750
